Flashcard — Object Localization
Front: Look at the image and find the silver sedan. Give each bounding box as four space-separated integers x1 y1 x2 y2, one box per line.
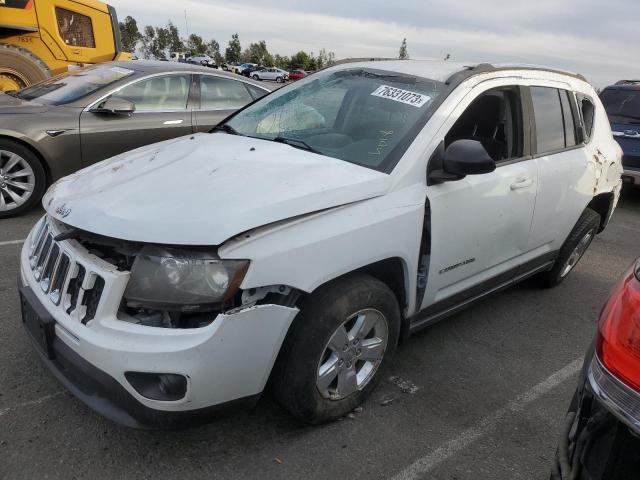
251 68 289 83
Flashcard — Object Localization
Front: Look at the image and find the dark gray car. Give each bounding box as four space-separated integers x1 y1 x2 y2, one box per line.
0 60 271 217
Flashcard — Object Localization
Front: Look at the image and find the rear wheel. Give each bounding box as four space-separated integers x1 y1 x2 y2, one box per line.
0 44 50 91
252 74 260 80
272 273 400 424
0 140 46 218
536 208 601 287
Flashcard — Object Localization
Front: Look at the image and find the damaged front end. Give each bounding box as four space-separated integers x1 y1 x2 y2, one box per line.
63 224 300 329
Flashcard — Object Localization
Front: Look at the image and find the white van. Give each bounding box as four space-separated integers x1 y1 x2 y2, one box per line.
20 60 622 427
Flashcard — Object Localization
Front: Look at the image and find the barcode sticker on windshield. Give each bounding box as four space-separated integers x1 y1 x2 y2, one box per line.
371 85 430 108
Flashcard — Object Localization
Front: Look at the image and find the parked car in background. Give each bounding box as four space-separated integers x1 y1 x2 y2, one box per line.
600 81 640 186
234 63 256 74
20 61 621 427
288 70 307 81
0 60 269 217
551 259 640 479
187 55 212 66
251 67 289 83
242 65 266 77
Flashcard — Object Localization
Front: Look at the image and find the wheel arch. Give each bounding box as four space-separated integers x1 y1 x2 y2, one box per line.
0 133 52 186
587 192 614 233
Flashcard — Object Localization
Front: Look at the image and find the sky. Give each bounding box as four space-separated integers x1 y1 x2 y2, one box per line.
109 0 640 87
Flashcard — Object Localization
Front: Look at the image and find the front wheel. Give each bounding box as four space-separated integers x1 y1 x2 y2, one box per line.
271 273 400 424
276 76 283 83
536 208 601 287
0 139 46 218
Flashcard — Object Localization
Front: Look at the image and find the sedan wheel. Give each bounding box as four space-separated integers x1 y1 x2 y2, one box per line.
276 76 283 83
317 309 388 400
0 149 35 212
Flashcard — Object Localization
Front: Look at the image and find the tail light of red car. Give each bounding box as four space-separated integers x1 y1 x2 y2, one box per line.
597 260 640 392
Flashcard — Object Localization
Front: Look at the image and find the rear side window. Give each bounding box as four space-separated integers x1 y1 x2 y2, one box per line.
559 90 577 147
531 87 565 153
245 83 268 100
200 76 253 110
55 7 95 48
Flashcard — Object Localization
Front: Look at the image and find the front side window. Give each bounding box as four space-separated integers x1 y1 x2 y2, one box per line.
531 87 566 154
55 7 95 48
111 74 191 111
225 68 445 172
445 86 523 162
200 76 253 110
15 64 134 104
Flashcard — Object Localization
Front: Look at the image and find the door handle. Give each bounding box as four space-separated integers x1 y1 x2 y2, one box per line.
510 177 534 190
163 119 184 125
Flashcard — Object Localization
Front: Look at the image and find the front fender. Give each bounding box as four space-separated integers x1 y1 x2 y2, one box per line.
220 184 426 314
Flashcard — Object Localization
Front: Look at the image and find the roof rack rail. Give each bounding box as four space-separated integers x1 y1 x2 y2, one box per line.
445 62 587 86
615 80 640 85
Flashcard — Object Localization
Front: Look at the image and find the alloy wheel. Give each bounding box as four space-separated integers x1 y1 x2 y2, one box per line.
316 308 388 400
560 229 595 278
0 150 35 212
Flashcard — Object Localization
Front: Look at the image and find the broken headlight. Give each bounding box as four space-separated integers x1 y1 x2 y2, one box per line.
123 246 248 312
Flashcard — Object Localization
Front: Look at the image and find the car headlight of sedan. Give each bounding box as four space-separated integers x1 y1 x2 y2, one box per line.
124 246 249 312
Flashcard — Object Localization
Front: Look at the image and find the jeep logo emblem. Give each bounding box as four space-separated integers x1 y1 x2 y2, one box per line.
55 203 71 218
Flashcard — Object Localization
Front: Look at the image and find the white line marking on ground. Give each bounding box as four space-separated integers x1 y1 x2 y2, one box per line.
0 391 64 418
0 239 25 247
390 358 583 480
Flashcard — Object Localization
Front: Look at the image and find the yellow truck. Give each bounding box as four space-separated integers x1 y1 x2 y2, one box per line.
0 0 131 90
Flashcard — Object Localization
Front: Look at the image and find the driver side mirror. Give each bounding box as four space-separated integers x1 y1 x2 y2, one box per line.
90 97 135 116
428 139 496 185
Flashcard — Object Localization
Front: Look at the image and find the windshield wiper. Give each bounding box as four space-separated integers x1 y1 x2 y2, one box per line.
272 136 322 154
212 124 242 135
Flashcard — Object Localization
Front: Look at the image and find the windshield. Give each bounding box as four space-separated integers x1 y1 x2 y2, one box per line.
16 65 136 105
224 68 445 172
600 88 640 123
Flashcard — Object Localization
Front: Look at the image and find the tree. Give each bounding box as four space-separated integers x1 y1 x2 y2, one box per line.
273 54 290 69
166 21 184 55
315 48 335 70
242 40 272 65
206 39 224 64
187 34 207 55
289 50 312 70
399 38 409 59
225 33 241 63
140 25 156 59
119 16 141 53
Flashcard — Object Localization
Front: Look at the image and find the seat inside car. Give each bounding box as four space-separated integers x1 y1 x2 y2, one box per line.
445 91 516 161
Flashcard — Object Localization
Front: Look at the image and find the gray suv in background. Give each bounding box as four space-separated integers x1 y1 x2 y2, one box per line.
0 60 270 217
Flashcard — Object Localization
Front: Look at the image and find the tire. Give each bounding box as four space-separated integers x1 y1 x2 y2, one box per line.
252 74 260 80
0 44 51 90
536 208 601 288
276 76 283 83
271 273 401 424
0 139 46 218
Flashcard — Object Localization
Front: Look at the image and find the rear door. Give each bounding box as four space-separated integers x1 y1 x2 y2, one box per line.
79 73 195 165
526 86 592 254
193 74 267 132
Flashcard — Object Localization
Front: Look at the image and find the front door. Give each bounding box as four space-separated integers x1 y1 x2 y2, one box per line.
421 85 538 311
79 73 194 165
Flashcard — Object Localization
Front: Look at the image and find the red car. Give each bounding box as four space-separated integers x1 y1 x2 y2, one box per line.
288 70 307 81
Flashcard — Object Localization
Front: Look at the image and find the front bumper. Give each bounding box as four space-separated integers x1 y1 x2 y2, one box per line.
551 348 640 480
20 216 299 428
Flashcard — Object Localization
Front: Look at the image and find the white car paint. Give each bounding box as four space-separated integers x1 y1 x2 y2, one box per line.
252 67 289 81
23 60 622 419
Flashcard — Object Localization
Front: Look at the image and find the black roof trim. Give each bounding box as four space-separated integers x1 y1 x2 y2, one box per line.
445 63 587 86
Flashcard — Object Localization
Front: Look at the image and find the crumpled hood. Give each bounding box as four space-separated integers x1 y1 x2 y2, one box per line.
0 93 51 114
44 133 391 245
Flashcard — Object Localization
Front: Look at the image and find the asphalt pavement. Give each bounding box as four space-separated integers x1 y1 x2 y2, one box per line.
2 186 640 480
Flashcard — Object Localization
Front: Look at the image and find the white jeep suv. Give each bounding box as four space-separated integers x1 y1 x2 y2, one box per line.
20 60 622 427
